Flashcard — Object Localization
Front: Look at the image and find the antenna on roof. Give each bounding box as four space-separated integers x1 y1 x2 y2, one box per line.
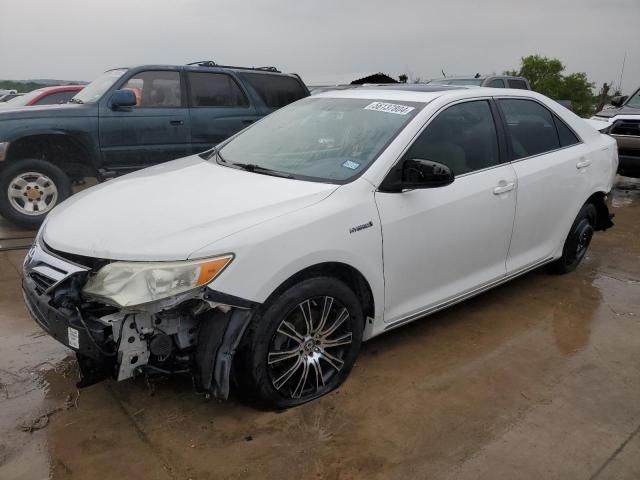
617 52 627 93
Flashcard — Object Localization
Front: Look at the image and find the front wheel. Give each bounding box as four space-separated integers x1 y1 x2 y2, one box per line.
240 277 363 409
0 159 72 229
549 203 597 274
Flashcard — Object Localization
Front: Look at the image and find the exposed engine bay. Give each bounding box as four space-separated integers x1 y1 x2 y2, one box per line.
22 239 255 399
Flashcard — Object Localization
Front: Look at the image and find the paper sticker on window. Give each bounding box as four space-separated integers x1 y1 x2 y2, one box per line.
68 327 79 349
342 160 361 170
364 102 415 115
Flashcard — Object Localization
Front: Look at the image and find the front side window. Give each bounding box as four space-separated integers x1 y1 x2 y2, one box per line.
72 69 127 104
122 71 182 107
402 100 500 176
238 72 308 109
34 91 78 105
499 99 560 159
218 97 424 182
187 72 248 107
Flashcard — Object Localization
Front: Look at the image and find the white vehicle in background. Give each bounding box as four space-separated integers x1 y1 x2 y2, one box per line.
23 85 617 408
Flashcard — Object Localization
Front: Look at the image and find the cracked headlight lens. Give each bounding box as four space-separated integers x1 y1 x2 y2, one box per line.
82 255 233 308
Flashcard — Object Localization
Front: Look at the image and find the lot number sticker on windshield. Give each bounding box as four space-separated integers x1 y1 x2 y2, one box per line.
68 327 79 349
365 102 415 115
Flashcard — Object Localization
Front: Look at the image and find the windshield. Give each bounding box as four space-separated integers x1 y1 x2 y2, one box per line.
71 69 127 104
218 97 424 183
3 91 39 107
626 89 640 108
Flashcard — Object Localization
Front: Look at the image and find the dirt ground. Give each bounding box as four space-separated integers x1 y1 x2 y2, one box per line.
1 178 639 480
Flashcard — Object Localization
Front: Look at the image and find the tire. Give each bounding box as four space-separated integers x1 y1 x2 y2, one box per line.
240 276 364 409
549 203 597 274
0 159 72 229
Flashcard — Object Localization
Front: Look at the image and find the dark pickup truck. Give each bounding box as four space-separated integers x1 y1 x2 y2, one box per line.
0 63 309 227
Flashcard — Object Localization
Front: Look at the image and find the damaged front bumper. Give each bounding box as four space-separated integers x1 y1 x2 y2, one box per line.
22 240 256 399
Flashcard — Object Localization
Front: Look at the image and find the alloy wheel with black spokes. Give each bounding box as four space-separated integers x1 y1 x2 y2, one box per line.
268 296 354 399
242 277 363 408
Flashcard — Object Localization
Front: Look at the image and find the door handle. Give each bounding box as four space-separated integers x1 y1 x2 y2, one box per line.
493 182 516 195
242 119 254 124
576 158 591 169
169 120 184 126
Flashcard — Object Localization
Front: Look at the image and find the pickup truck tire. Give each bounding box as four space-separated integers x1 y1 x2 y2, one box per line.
0 159 72 229
240 277 363 409
549 203 597 274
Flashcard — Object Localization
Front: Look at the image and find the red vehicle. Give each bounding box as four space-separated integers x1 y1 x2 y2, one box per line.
1 85 84 107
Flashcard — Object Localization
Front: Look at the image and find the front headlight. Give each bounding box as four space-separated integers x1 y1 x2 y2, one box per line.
82 255 233 308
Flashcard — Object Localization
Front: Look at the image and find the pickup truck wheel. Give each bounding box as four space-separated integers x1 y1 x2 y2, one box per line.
241 277 363 409
549 203 597 274
0 159 72 229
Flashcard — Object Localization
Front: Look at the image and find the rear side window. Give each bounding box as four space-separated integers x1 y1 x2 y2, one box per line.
403 100 500 176
34 91 77 105
187 72 248 107
487 79 505 88
507 79 529 90
239 73 307 109
499 99 560 159
553 116 580 147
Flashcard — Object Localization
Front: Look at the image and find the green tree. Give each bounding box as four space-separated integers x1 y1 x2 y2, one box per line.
506 55 595 117
398 74 408 83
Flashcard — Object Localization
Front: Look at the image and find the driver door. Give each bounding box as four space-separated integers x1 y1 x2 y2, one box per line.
99 69 191 170
375 99 518 324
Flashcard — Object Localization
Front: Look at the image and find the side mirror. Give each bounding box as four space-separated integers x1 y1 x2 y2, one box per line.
379 159 454 192
610 96 627 107
110 89 137 109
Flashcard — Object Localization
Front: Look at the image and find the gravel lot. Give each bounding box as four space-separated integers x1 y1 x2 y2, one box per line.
1 178 639 480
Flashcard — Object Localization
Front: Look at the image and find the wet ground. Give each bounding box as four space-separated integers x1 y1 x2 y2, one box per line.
1 178 639 480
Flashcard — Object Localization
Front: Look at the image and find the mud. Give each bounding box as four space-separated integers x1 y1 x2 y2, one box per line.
1 178 639 480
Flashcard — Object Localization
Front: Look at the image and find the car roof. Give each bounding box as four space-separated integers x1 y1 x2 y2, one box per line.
38 85 84 93
313 86 539 103
122 64 301 79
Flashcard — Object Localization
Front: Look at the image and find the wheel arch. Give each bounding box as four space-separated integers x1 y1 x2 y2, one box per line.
260 261 376 326
5 132 98 179
585 190 614 231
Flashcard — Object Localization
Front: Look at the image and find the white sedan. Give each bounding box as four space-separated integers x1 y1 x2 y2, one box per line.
23 86 618 408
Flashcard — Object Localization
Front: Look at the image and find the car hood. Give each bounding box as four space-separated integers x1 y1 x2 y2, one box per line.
44 156 339 261
0 102 93 120
593 105 640 118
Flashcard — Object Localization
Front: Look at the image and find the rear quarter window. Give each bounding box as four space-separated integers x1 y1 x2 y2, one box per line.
239 72 308 109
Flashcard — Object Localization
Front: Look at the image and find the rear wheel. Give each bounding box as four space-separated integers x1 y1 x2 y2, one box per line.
241 277 363 409
549 203 597 274
0 159 72 229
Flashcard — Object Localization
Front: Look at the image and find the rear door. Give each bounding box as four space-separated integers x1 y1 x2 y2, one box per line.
497 98 588 273
99 69 191 170
186 71 259 154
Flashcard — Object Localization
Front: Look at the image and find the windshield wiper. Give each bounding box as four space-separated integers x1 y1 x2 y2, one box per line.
68 98 84 104
232 162 293 178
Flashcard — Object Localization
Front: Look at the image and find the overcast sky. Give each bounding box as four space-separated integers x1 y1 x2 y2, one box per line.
1 0 638 93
